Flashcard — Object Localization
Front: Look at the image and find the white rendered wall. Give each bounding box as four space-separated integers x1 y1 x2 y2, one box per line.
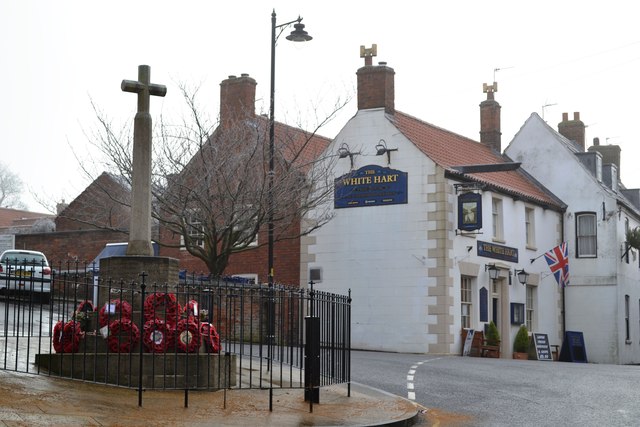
308 109 436 353
308 109 563 355
506 113 640 364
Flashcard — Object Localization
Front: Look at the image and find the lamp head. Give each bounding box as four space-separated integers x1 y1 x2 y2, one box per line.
516 269 529 285
485 264 499 281
286 21 313 42
338 143 351 159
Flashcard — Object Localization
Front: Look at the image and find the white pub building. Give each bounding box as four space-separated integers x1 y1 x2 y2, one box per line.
304 49 566 357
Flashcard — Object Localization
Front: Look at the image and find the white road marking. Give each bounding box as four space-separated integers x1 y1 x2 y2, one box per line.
406 358 441 401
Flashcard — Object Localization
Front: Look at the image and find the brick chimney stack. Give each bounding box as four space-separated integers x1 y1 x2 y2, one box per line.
479 82 501 153
588 137 622 177
558 112 585 151
357 44 395 114
220 74 257 129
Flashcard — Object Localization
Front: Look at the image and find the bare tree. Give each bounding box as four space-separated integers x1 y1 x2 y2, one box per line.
85 83 348 277
0 162 25 209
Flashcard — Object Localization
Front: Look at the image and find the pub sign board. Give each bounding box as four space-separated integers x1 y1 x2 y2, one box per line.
477 240 519 263
334 165 408 209
457 192 482 231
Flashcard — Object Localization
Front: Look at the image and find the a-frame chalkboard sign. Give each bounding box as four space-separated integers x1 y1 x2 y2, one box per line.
528 333 553 361
559 331 588 363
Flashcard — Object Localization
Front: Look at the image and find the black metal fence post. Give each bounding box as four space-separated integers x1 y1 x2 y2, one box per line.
305 281 320 409
138 272 147 407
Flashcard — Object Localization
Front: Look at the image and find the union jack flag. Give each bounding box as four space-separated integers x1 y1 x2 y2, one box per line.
544 242 570 287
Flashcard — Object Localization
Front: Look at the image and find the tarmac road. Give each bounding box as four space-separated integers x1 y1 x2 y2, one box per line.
352 351 640 426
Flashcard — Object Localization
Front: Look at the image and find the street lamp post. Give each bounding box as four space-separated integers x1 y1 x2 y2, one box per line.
267 10 312 288
266 10 312 376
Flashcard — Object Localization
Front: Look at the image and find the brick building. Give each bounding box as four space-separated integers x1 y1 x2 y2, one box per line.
159 73 331 285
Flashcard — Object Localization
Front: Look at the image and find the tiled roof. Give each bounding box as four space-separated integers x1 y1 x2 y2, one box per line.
193 116 332 172
260 116 332 170
392 111 564 209
0 207 52 228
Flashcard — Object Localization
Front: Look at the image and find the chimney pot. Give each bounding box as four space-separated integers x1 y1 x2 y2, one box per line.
220 74 257 128
479 84 501 152
558 112 585 151
593 137 600 146
378 61 387 66
356 61 395 114
241 73 249 77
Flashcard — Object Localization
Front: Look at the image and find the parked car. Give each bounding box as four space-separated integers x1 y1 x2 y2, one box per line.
0 249 51 303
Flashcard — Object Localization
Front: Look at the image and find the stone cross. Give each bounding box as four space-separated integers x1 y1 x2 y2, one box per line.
121 65 167 256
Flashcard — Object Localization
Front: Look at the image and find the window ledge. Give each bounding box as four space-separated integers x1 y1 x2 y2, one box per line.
526 245 537 251
492 237 506 244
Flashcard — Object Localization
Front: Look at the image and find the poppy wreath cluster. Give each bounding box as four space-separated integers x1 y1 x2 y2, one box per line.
175 318 201 353
182 300 199 319
99 299 133 328
144 293 222 353
73 300 96 332
200 322 221 353
53 320 83 353
143 318 174 353
107 318 141 353
144 293 181 326
76 300 95 313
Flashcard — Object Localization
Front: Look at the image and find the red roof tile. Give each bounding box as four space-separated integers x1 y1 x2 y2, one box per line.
392 111 563 209
0 207 52 228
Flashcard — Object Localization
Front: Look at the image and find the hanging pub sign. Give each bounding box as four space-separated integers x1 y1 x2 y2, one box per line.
457 192 482 231
334 164 408 209
477 240 519 263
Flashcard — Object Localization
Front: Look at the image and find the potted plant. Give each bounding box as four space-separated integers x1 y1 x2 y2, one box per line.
513 324 530 360
483 321 501 358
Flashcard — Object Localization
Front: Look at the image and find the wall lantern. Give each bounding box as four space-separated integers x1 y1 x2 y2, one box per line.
375 139 398 165
338 143 359 169
485 264 499 281
514 269 529 285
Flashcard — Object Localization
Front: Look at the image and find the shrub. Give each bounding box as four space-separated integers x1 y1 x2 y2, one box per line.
486 321 500 345
514 324 529 353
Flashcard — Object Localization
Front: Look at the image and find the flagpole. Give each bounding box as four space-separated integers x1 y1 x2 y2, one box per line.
529 253 546 264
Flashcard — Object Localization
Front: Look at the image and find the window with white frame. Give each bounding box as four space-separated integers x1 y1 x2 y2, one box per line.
526 285 535 331
492 198 504 241
525 207 535 248
461 276 472 329
576 212 597 257
181 210 204 249
625 295 630 342
232 206 258 248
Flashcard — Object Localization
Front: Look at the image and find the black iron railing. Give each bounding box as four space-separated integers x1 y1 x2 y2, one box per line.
0 260 351 408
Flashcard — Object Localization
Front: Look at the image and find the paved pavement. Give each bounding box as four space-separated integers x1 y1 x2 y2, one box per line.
0 370 423 426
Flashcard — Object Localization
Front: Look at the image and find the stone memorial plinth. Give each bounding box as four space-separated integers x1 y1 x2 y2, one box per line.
99 255 179 307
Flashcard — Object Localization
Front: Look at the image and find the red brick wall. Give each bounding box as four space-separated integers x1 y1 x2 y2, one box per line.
159 223 301 286
15 229 128 264
56 172 130 232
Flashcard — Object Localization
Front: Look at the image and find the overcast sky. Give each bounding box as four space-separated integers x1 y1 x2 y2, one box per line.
2 1 639 212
